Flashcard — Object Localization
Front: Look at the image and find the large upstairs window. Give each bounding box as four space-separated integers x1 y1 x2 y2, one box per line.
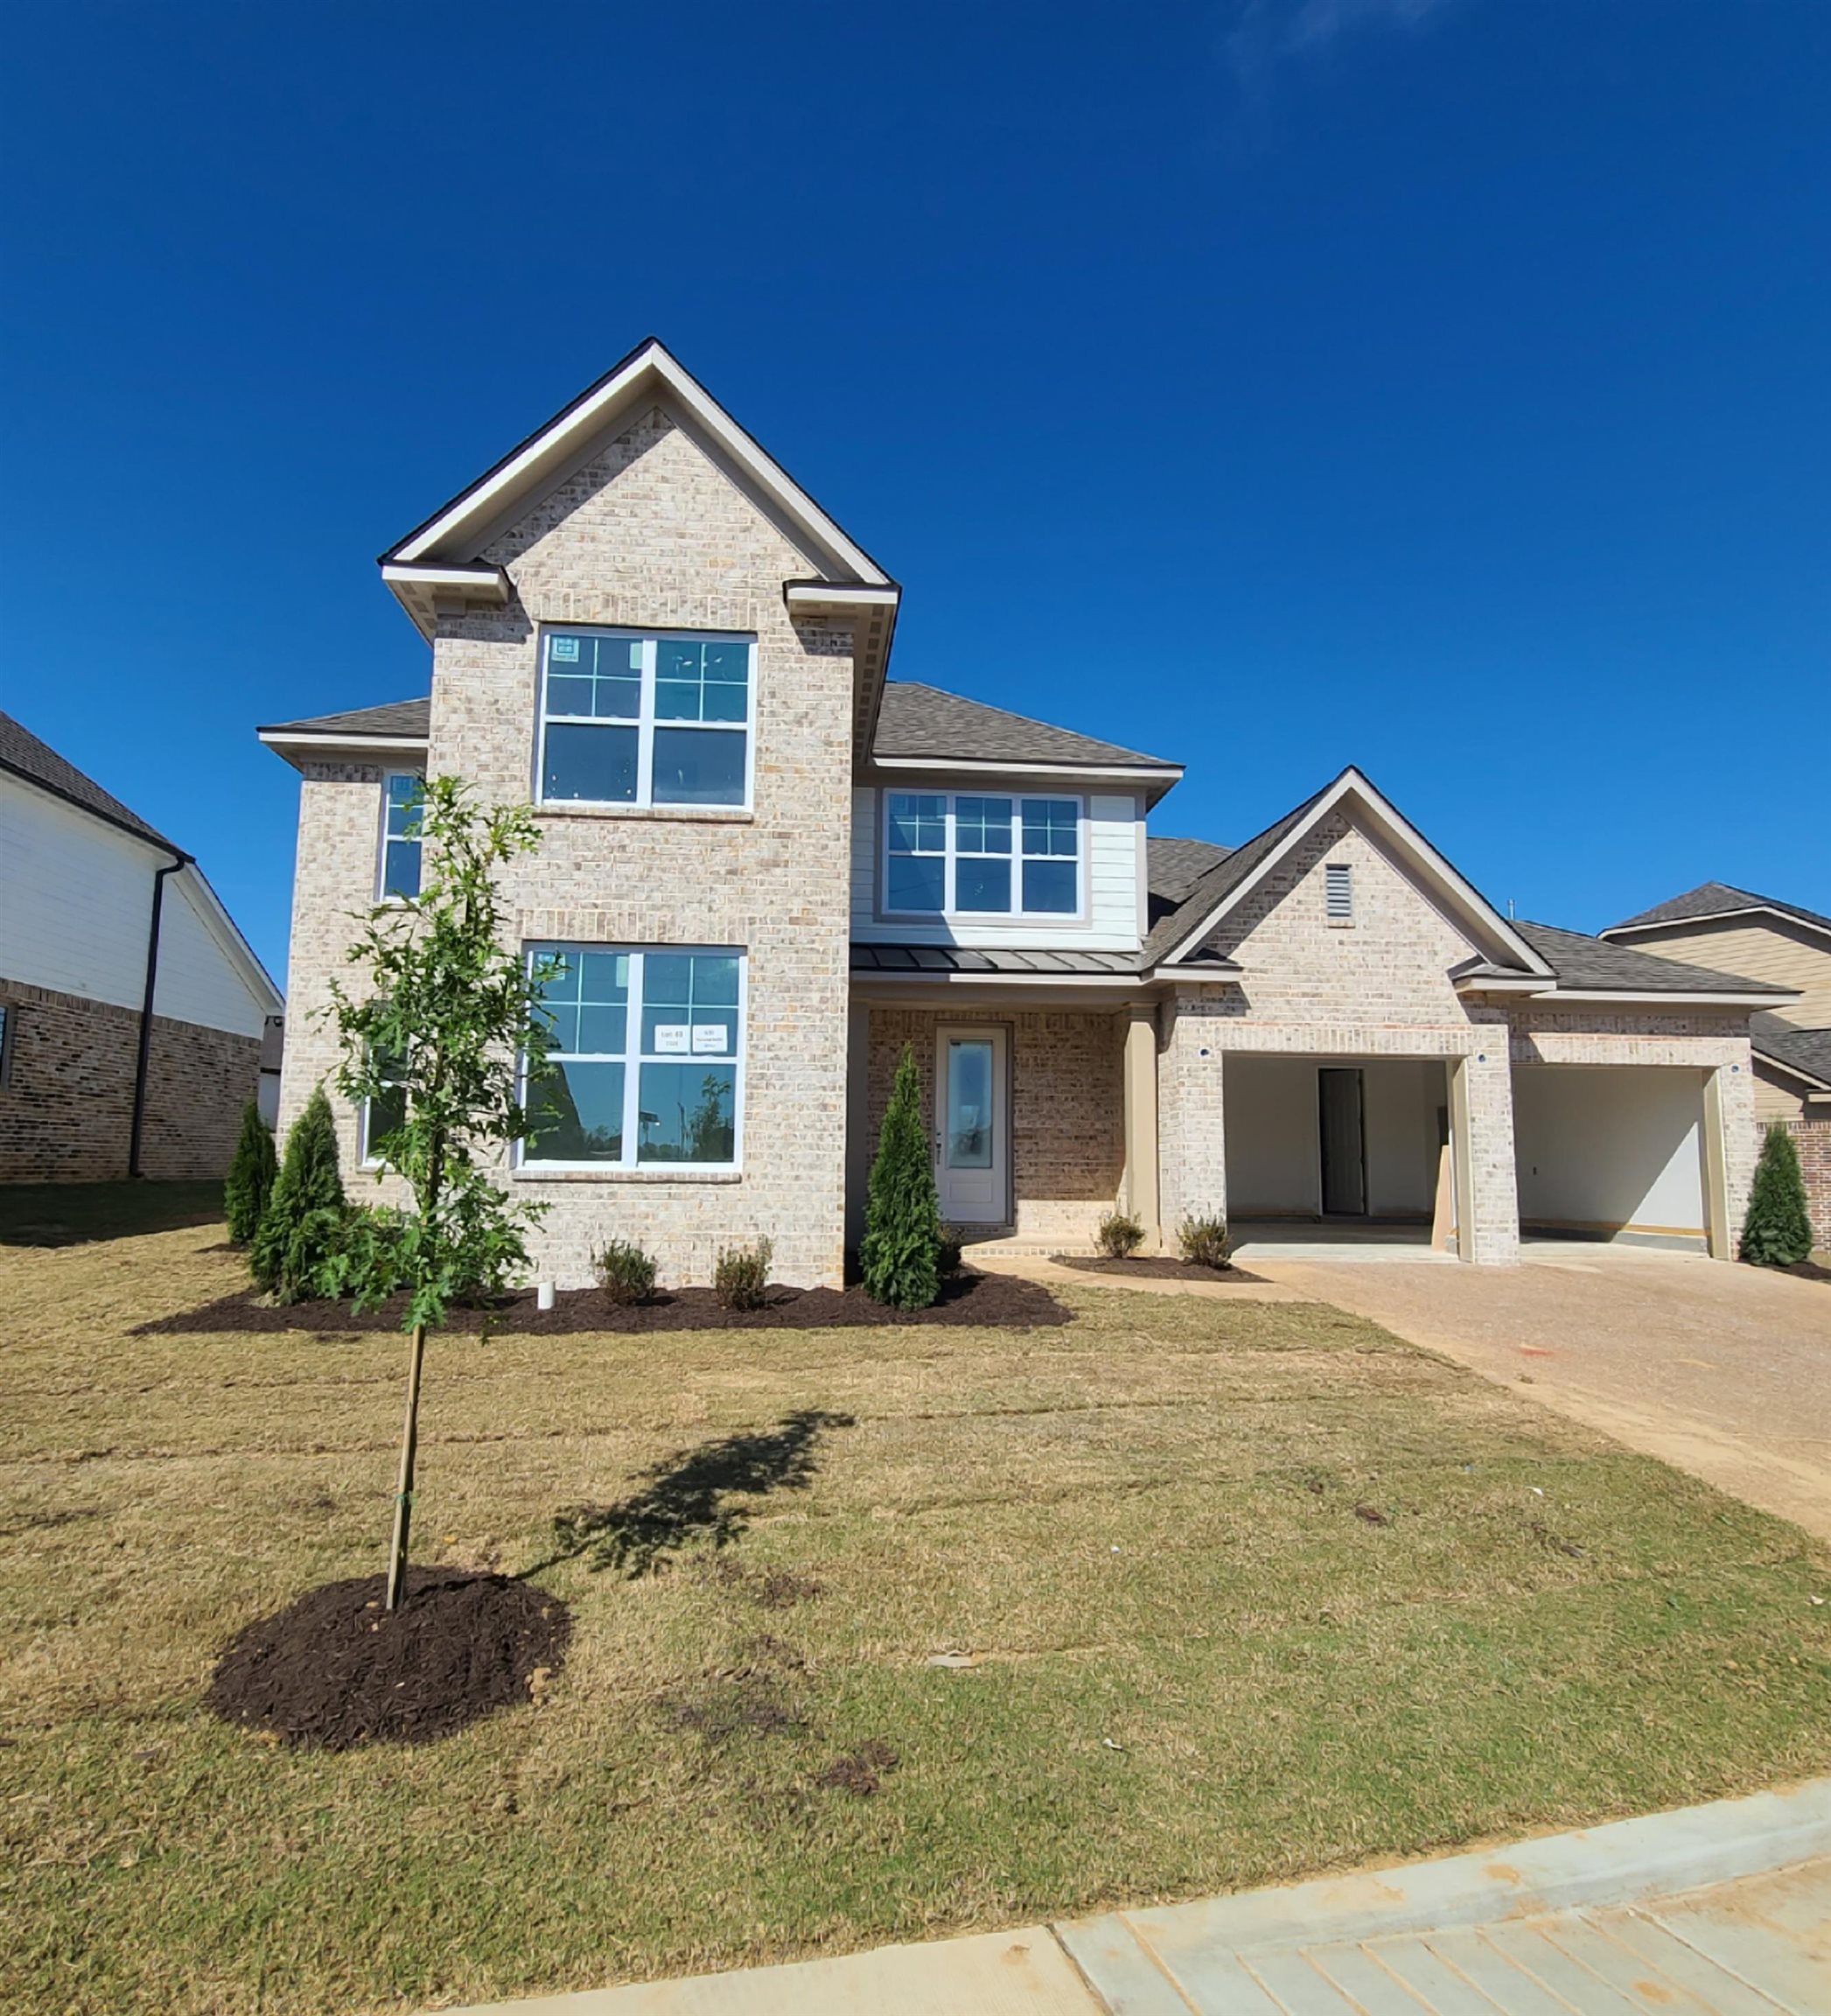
537 628 753 810
884 792 1082 918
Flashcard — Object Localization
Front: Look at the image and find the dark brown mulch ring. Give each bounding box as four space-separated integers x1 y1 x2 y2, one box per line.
135 1267 1071 1336
1051 1254 1263 1284
207 1568 570 1750
1777 1259 1831 1285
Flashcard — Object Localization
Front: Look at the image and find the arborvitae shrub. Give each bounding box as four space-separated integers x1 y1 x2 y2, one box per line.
859 1046 941 1309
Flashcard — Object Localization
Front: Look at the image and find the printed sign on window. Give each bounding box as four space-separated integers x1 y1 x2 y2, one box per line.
550 637 580 662
653 1026 690 1054
691 1024 729 1054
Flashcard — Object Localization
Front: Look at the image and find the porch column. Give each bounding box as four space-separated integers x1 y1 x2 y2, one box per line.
1701 1065 1733 1260
1448 1046 1520 1264
1120 1006 1161 1247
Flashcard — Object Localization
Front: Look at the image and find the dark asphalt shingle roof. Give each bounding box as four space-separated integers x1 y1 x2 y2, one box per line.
1609 881 1831 938
1752 1017 1831 1089
1513 920 1794 996
259 696 431 740
872 682 1178 772
0 710 179 851
1139 790 1331 963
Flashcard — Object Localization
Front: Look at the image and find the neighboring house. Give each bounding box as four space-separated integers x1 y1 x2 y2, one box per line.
1603 885 1831 1249
0 713 284 1183
261 339 1789 1286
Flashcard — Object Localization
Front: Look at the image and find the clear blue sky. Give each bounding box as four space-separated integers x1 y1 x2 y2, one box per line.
4 1 1827 988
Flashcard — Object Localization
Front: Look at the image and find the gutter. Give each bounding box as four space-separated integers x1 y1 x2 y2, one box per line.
128 850 190 1178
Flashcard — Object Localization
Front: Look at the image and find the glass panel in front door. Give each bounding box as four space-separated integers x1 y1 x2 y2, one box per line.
947 1040 994 1167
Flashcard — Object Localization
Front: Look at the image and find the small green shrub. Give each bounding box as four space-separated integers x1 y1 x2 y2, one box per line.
223 1100 277 1246
714 1236 773 1312
1177 1215 1233 1270
938 1225 965 1278
860 1045 942 1309
251 1088 348 1302
1096 1210 1145 1258
1741 1123 1813 1268
598 1238 658 1306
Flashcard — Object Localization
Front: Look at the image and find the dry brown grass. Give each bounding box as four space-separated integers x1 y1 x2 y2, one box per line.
4 1218 1830 2014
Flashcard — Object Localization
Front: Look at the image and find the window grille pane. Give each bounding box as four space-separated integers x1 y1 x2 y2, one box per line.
638 1062 736 1164
543 723 639 802
888 854 946 912
1021 800 1079 857
1022 857 1077 914
652 725 745 805
527 1060 625 1162
955 858 1012 912
887 794 946 852
954 797 1012 853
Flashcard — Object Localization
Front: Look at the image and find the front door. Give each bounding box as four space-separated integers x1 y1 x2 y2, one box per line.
936 1026 1009 1225
1317 1067 1367 1216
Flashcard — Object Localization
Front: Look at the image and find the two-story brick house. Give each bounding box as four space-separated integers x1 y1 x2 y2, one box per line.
262 340 1791 1286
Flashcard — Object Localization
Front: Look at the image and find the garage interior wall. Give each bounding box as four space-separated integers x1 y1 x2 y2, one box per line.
1223 1055 1444 1218
1513 1063 1706 1242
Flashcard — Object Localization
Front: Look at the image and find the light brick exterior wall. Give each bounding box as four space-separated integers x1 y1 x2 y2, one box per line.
0 977 259 1182
1157 988 1230 1232
278 407 856 1287
864 1005 1125 1242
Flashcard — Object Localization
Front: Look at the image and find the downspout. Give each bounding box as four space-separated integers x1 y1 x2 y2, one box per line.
129 851 189 1178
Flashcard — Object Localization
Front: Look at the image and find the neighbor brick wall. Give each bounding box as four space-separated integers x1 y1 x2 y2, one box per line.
278 406 856 1287
1779 1115 1831 1251
0 978 258 1182
865 1006 1125 1242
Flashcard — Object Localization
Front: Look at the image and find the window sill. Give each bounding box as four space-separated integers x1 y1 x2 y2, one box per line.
535 804 754 824
512 1166 744 1184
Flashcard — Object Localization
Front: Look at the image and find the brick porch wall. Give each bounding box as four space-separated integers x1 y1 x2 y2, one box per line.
864 1006 1125 1243
1779 1115 1831 1251
0 977 259 1183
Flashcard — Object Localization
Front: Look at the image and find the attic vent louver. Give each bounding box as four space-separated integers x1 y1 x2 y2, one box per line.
1325 862 1353 922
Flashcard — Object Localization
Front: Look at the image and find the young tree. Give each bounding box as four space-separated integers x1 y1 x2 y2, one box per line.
327 777 555 1609
223 1100 277 1246
251 1088 346 1299
859 1043 942 1309
1741 1123 1814 1268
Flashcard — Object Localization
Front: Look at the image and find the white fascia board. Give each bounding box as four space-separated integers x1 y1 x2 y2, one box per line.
1162 769 1556 977
1600 907 1831 949
850 968 1155 990
257 731 429 758
785 583 901 611
381 562 509 600
391 343 891 586
1454 974 1545 994
1530 988 1798 1007
870 755 1184 786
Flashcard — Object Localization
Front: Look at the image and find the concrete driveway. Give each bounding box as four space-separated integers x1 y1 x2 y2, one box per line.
1256 1248 1831 1543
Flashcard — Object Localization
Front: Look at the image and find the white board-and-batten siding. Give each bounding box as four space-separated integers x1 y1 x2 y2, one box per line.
0 774 269 1038
849 787 1143 950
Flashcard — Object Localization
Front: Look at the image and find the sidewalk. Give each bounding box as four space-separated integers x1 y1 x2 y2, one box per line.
443 1778 1831 2013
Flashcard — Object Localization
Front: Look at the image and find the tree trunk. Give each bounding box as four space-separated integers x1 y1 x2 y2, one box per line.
385 1322 428 1610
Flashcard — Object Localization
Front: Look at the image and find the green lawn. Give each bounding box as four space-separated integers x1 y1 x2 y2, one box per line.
3 1217 1829 2015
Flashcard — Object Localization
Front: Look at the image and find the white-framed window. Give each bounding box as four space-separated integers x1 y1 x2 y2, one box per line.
378 773 424 900
360 1046 408 1167
883 792 1082 918
519 945 745 1171
536 628 754 810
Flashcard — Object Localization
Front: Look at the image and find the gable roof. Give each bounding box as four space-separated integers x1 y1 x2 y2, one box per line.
0 710 181 853
382 336 893 592
1511 920 1794 998
1752 1016 1831 1093
1150 768 1553 977
873 682 1180 774
1603 881 1831 943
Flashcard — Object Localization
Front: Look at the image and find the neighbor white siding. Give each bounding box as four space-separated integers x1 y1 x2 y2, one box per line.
849 787 1143 950
153 873 269 1039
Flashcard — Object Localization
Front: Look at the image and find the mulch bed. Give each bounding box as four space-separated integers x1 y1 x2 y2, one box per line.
136 1267 1071 1336
207 1567 570 1750
1051 1254 1263 1284
1778 1259 1831 1285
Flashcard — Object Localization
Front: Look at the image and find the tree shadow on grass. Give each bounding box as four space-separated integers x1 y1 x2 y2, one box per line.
543 1409 856 1578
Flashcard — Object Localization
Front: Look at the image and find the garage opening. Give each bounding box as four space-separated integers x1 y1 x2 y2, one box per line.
1224 1055 1450 1254
1512 1063 1709 1251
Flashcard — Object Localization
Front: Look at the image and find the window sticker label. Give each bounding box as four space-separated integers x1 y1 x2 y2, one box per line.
653 1026 690 1054
550 637 580 662
691 1025 729 1054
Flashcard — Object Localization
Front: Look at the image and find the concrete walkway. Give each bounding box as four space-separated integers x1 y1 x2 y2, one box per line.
1254 1248 1831 1544
443 1780 1831 2013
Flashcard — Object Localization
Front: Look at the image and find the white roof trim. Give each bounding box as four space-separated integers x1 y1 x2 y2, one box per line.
1601 905 1831 951
388 339 891 587
1160 768 1556 976
1532 988 1793 1007
870 755 1183 784
258 730 429 757
1454 974 1545 994
850 969 1161 990
785 583 901 609
381 562 510 600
